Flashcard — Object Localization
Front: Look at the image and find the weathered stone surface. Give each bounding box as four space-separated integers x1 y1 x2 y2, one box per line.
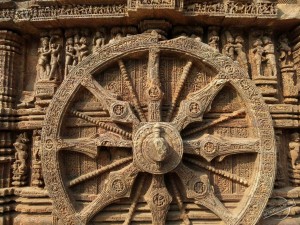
0 1 299 225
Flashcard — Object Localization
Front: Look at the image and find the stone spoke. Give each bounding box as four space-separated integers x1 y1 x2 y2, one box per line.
58 134 132 156
172 78 227 131
68 156 133 188
166 61 193 122
70 109 132 139
123 175 145 225
195 188 235 225
145 47 163 122
170 176 191 225
175 163 235 225
184 134 259 162
145 175 172 225
79 163 140 224
184 157 249 186
118 60 146 122
81 74 139 124
182 108 246 137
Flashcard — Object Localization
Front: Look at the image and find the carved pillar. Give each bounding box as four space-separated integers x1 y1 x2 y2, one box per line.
291 26 300 101
0 30 22 188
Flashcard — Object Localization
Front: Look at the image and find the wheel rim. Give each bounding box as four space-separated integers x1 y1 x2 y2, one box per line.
42 33 276 225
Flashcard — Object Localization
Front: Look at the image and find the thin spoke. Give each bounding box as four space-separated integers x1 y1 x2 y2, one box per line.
166 61 193 122
146 47 163 122
68 157 133 187
123 175 146 225
70 109 132 139
79 163 140 224
182 108 246 137
170 177 191 225
184 134 259 162
145 174 172 225
118 60 146 122
185 157 249 186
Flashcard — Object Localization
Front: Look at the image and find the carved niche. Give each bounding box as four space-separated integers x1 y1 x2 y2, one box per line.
41 32 276 225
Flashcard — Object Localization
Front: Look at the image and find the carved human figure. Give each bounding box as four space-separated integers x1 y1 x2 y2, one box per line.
13 134 29 174
78 36 89 62
278 35 293 67
262 36 277 77
252 38 264 77
109 27 123 44
73 34 80 65
223 31 235 59
65 37 75 76
49 41 61 80
191 33 201 42
208 29 219 51
235 36 248 72
289 132 300 169
92 30 105 54
12 133 29 187
32 130 44 187
37 37 51 80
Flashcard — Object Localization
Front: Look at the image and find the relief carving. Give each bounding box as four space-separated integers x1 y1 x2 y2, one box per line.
40 34 276 225
37 30 62 82
0 3 299 224
12 133 29 187
222 30 248 72
289 132 300 186
278 34 298 104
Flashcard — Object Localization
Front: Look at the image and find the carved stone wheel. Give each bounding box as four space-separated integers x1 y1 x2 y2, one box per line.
42 33 276 225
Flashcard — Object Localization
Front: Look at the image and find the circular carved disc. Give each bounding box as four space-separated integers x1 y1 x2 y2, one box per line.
133 123 183 174
41 33 276 225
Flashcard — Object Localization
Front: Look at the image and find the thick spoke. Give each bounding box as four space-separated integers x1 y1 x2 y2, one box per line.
123 175 145 225
170 177 191 225
172 78 227 131
145 175 172 225
59 134 132 158
70 109 132 139
166 61 193 122
81 74 139 124
175 163 235 225
195 188 236 225
182 108 246 137
79 163 140 224
68 156 133 188
184 134 259 162
118 60 146 122
145 48 163 122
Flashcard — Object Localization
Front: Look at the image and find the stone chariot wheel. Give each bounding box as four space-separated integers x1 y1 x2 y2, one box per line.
42 32 276 225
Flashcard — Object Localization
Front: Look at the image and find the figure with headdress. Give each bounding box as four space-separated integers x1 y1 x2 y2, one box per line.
37 36 51 80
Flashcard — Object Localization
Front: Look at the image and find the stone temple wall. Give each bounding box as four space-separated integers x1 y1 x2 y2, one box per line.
0 1 299 225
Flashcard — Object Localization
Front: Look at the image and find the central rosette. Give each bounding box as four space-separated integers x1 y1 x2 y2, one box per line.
133 122 183 174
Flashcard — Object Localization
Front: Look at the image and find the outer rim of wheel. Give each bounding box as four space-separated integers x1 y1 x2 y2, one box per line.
42 33 276 225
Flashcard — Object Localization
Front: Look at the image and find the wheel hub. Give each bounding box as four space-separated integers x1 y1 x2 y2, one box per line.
133 122 183 174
